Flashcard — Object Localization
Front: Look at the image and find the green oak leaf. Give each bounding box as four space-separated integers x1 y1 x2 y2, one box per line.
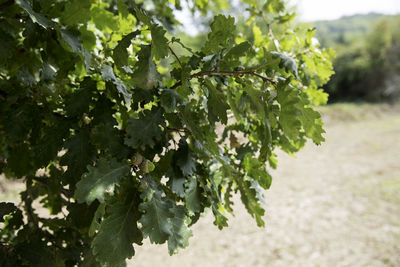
67 202 98 230
134 7 152 25
224 182 234 213
168 205 192 255
174 139 196 176
150 24 169 60
116 0 129 18
60 30 82 53
168 172 186 198
243 153 272 189
92 199 142 266
74 158 130 204
298 95 325 144
40 62 57 81
184 178 201 214
152 151 174 179
81 248 101 267
3 102 38 141
238 179 265 227
0 202 18 222
139 176 192 253
90 4 118 33
61 0 91 26
16 0 54 28
221 41 252 69
139 175 174 244
89 203 106 237
179 107 219 158
60 129 95 185
250 180 265 204
101 65 130 98
270 51 299 78
91 123 129 159
132 45 159 90
160 89 180 113
7 143 34 178
242 83 266 119
113 31 140 67
203 15 236 53
90 94 118 126
124 108 165 149
205 79 229 125
0 29 15 65
226 41 252 57
212 204 229 229
276 82 302 140
65 78 95 117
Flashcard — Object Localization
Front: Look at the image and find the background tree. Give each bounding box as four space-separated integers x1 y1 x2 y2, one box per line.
0 0 333 266
316 14 400 102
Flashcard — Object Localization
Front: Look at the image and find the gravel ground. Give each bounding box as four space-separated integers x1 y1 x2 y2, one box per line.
129 104 400 267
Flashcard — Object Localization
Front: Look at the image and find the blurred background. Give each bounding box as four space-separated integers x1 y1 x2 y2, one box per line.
1 0 399 266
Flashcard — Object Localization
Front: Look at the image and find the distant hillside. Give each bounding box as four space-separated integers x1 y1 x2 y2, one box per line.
312 13 389 47
311 13 400 103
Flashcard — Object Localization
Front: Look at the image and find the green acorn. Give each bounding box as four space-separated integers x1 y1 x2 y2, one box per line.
131 153 143 166
139 159 155 173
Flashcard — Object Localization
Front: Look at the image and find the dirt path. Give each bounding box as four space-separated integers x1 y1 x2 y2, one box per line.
129 105 400 267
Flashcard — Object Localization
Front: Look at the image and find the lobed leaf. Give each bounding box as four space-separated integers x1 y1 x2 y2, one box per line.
139 175 192 254
101 65 130 98
150 24 169 60
113 31 140 67
202 15 236 53
124 108 165 150
139 175 174 244
184 178 202 214
92 199 142 266
243 153 272 190
16 0 54 28
270 51 299 78
168 205 192 255
74 158 130 204
132 46 159 90
205 79 229 125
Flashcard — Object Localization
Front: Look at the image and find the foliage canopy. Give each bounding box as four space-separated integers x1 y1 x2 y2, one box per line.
0 0 333 266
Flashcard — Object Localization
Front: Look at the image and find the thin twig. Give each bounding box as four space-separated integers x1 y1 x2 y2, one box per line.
22 191 38 229
170 69 275 89
168 46 182 67
166 127 192 135
260 11 281 52
169 38 194 54
32 176 71 199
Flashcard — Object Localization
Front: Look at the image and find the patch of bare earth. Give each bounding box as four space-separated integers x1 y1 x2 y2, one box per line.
129 104 400 267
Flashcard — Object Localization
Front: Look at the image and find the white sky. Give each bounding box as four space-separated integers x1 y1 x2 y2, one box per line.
175 0 400 35
291 0 400 21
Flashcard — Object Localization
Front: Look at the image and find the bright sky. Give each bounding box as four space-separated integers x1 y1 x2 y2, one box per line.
291 0 400 21
175 0 400 35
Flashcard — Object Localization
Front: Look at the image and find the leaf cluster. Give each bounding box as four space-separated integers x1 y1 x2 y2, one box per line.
0 0 333 266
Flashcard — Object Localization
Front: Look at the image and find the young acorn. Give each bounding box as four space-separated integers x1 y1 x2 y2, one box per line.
131 153 154 173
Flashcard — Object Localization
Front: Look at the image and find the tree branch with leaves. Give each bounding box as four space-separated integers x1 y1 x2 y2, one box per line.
0 0 333 266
